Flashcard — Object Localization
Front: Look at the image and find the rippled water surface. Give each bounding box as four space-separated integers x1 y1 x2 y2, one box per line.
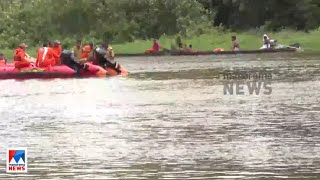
1 53 320 179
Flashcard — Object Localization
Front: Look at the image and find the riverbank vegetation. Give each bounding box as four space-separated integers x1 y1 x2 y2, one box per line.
112 29 320 53
1 0 320 58
3 29 320 60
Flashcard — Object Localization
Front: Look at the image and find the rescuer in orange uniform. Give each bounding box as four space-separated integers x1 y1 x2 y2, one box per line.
36 43 58 67
13 43 31 68
51 40 62 65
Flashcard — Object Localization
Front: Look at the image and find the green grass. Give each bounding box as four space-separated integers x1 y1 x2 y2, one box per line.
113 29 320 54
2 29 320 61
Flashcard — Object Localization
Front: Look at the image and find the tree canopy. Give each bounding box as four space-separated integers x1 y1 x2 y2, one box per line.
0 0 319 48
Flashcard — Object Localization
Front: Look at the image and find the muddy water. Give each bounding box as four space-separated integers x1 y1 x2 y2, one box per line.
0 53 320 179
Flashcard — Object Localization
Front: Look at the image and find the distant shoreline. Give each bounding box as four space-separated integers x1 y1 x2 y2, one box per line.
2 29 320 61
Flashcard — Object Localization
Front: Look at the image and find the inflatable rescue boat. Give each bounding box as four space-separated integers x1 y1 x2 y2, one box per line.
0 62 127 80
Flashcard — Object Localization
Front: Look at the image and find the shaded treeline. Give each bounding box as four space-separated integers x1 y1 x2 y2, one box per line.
201 0 320 30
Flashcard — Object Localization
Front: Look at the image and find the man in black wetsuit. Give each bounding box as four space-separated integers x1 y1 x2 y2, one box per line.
60 50 88 76
92 42 122 74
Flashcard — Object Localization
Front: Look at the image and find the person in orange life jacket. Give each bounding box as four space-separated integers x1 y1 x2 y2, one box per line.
145 39 160 53
47 40 61 65
81 42 94 59
36 43 57 67
14 43 31 69
53 40 62 54
49 41 60 65
0 53 7 65
52 40 62 65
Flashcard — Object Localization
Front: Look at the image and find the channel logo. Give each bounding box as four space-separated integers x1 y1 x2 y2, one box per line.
6 148 28 173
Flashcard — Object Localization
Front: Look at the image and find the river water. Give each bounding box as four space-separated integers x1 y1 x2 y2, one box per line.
0 53 320 179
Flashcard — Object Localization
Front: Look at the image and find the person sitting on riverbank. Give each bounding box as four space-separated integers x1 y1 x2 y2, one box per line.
261 34 277 49
145 39 160 53
262 34 270 49
0 53 7 65
231 36 240 51
13 43 31 69
36 43 57 68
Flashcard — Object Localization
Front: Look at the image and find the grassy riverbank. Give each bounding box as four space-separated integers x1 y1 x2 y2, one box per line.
2 29 320 60
113 29 320 54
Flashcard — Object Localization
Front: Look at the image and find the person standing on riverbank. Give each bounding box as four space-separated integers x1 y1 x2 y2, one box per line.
231 36 240 51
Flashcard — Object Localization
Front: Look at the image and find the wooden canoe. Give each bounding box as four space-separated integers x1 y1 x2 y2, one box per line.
116 48 298 57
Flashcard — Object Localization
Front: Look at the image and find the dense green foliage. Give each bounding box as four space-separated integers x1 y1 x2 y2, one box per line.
0 0 208 48
0 0 319 49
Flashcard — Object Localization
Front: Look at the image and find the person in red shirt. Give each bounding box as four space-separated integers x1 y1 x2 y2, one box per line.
14 43 31 69
153 40 160 51
36 43 58 67
81 42 94 59
52 40 62 65
145 39 160 53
